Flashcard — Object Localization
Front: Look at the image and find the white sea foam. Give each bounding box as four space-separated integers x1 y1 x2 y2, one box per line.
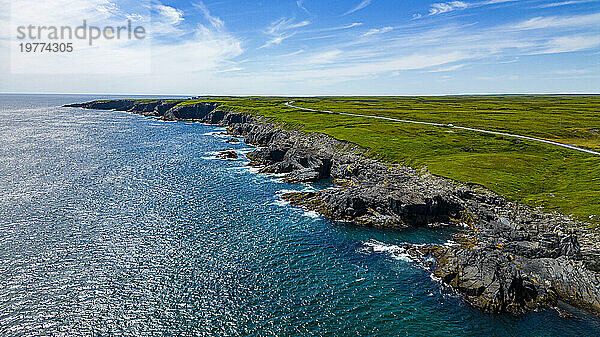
277 189 301 195
303 210 321 219
201 130 227 136
200 151 220 160
237 148 254 154
272 199 290 207
423 255 436 264
259 172 287 183
362 240 413 262
248 166 262 174
204 150 250 161
443 240 459 247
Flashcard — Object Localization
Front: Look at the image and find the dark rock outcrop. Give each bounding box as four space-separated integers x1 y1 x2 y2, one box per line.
216 150 238 160
127 101 160 114
147 101 180 117
163 102 220 121
64 99 137 111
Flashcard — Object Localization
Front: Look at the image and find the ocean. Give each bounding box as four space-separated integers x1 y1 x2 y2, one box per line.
0 94 599 336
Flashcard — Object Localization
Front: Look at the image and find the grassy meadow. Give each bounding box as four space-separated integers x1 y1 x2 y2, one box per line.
173 96 600 225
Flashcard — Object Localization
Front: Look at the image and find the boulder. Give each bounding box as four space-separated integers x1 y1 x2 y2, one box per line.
216 150 238 160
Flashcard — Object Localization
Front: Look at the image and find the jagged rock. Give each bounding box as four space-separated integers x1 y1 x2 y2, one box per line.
584 254 600 272
284 168 321 183
64 99 136 111
427 246 557 314
560 235 580 257
127 101 161 114
247 146 289 165
216 150 238 160
152 101 180 116
163 102 220 120
553 306 580 319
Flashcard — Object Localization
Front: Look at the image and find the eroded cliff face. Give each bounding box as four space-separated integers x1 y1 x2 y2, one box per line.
65 99 600 316
64 99 180 117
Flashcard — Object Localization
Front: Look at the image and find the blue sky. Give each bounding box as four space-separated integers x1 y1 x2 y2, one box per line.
1 0 599 95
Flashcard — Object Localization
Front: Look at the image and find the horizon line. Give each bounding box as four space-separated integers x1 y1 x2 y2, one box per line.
2 91 600 97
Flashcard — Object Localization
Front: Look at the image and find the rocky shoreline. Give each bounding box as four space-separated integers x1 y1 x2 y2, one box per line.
65 99 600 317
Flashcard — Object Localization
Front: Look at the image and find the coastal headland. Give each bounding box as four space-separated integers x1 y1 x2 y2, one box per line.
64 97 600 317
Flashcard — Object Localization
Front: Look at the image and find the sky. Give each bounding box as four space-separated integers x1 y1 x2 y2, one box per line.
0 0 599 95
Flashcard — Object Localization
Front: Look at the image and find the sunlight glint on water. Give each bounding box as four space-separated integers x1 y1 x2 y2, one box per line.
0 94 599 336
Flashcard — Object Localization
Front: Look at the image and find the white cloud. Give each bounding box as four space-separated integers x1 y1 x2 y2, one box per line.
304 50 342 64
266 18 310 35
344 0 372 15
478 0 518 4
245 9 600 87
7 0 152 73
151 4 186 37
429 1 469 15
10 0 124 25
5 0 243 75
329 22 363 30
427 64 465 72
260 32 296 48
261 18 310 48
151 1 242 74
95 2 121 18
280 49 305 57
536 35 600 54
155 4 183 25
217 67 243 73
153 28 242 73
2 0 599 95
300 22 362 37
193 1 225 30
553 68 592 75
252 51 473 82
506 13 600 30
126 13 145 22
296 0 310 14
414 0 517 18
363 26 393 36
534 0 596 8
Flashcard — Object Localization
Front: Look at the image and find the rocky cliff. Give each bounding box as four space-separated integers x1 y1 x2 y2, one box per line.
65 99 600 316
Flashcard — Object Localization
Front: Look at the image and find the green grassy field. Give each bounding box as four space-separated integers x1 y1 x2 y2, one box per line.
176 96 600 225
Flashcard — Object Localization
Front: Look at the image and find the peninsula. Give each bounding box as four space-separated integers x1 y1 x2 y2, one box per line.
65 96 600 317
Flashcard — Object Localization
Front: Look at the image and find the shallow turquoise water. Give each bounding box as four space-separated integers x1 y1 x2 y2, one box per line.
0 94 599 336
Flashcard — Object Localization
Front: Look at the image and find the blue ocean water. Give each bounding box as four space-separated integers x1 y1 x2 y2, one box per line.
0 94 599 336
